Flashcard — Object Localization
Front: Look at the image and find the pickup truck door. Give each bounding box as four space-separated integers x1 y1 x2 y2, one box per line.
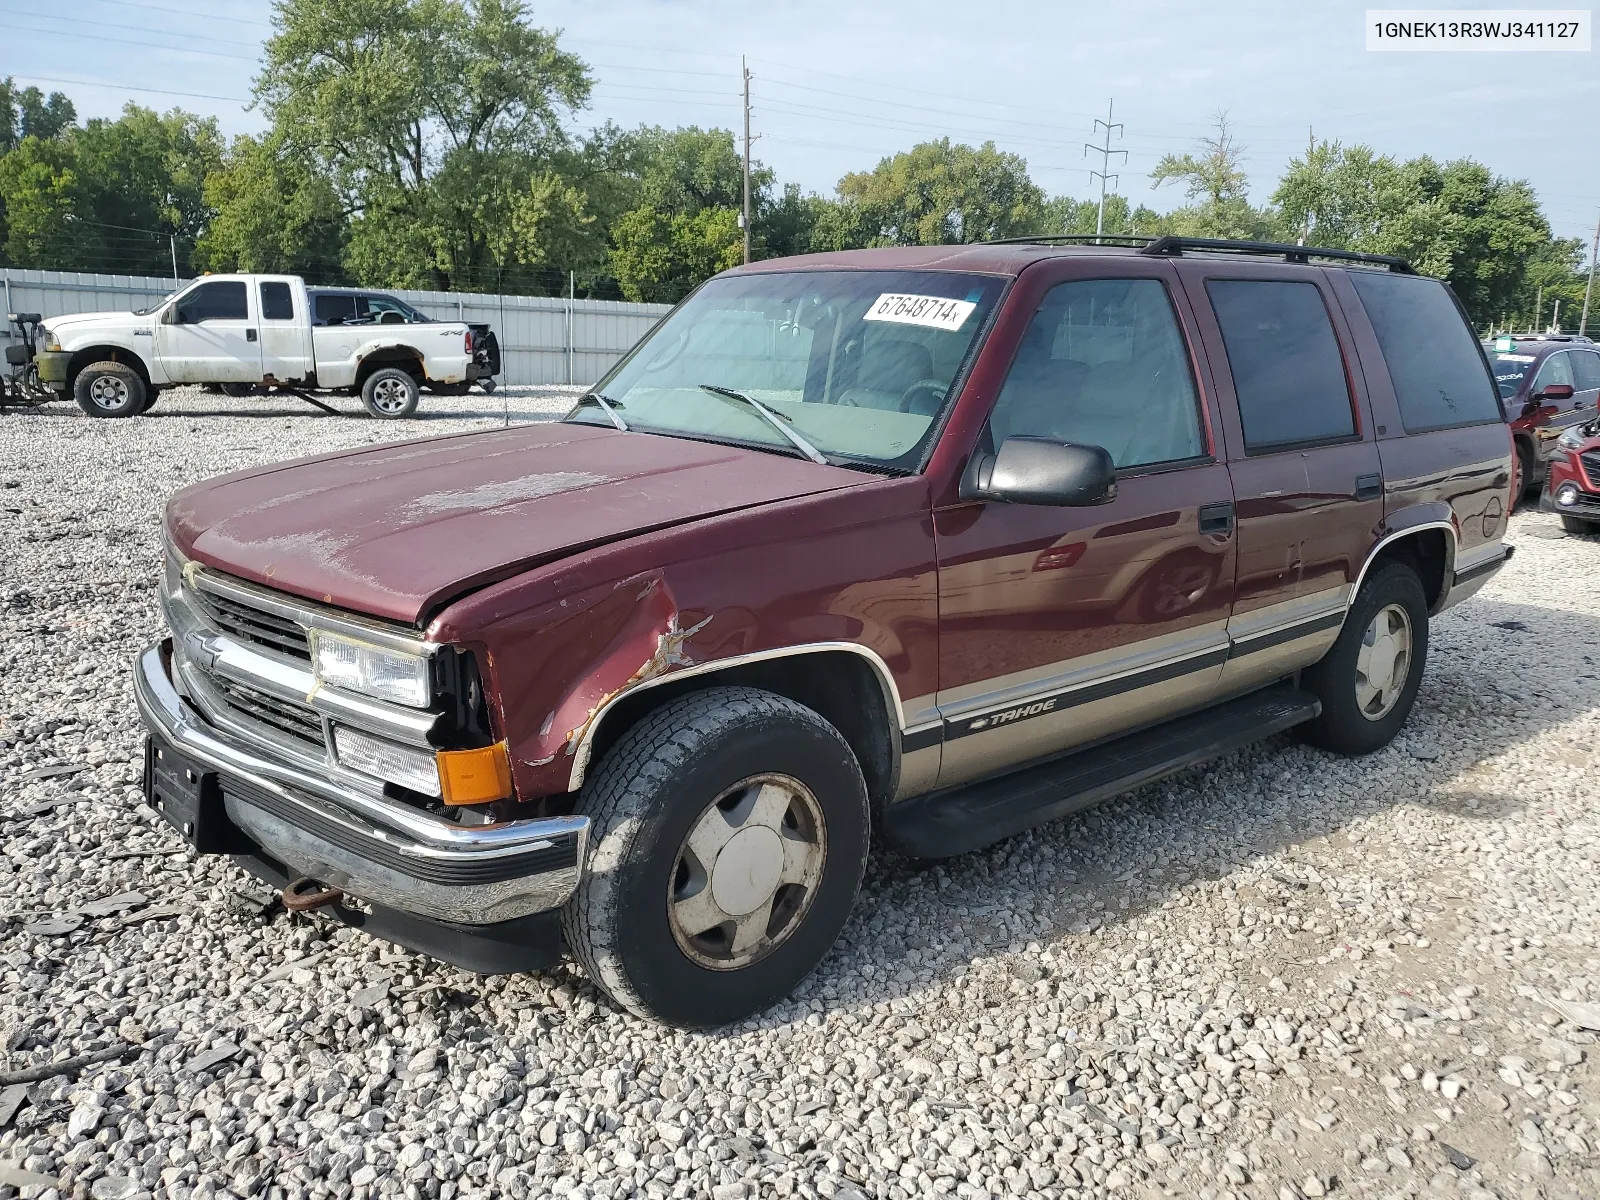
933 260 1236 790
156 279 263 384
256 279 314 384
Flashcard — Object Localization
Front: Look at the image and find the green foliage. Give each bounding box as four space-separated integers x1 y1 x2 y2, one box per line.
195 133 346 277
837 139 1046 245
1040 194 1164 238
0 79 76 154
1149 113 1274 238
256 0 591 290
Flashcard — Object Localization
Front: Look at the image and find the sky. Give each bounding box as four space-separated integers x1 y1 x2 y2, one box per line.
2 0 1597 248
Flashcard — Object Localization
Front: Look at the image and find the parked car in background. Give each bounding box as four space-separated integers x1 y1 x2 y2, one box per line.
1543 413 1600 534
133 236 1513 1026
28 274 500 419
1483 334 1600 496
308 287 501 395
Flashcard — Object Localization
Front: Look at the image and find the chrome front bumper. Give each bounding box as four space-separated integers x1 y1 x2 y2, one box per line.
134 642 588 924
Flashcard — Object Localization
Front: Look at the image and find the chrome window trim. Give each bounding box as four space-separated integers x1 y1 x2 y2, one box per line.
566 641 907 792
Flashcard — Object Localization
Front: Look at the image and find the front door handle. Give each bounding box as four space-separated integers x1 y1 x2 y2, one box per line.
1198 501 1235 535
246 328 258 342
1355 473 1382 501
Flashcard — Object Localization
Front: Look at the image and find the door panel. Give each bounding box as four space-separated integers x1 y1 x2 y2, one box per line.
1175 265 1383 694
934 269 1235 789
257 279 313 383
156 280 262 384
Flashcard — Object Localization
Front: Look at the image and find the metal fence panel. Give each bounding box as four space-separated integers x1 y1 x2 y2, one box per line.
1 268 669 386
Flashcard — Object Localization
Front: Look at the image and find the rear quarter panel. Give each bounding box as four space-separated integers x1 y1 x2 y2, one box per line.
1327 271 1513 583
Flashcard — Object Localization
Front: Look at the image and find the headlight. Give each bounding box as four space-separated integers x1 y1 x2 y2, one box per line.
312 632 431 707
41 329 61 352
333 726 440 796
1558 427 1584 450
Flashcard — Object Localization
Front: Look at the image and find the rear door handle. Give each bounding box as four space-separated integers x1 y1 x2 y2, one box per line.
1355 473 1382 501
246 329 258 342
1198 501 1235 535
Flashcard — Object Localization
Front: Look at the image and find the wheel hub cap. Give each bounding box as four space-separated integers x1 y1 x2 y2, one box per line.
90 377 129 408
709 826 785 915
1354 602 1412 720
668 774 827 971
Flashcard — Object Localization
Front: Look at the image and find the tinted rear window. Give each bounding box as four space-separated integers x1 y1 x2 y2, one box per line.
314 294 358 325
259 281 294 321
1206 279 1355 450
1348 272 1500 431
1572 350 1600 392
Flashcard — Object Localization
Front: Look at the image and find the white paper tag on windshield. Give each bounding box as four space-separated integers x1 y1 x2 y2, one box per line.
1496 353 1536 362
864 293 976 332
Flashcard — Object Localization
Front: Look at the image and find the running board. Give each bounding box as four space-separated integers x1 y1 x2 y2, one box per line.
883 685 1321 859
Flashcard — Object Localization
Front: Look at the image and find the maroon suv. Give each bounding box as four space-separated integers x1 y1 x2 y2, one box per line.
135 236 1514 1026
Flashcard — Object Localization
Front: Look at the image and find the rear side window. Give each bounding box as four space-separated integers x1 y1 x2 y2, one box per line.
1347 272 1501 432
259 282 294 321
1206 280 1355 450
314 294 357 325
175 281 248 323
1573 350 1600 392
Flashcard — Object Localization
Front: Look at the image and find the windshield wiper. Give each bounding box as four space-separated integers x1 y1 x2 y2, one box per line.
572 391 629 432
697 384 829 466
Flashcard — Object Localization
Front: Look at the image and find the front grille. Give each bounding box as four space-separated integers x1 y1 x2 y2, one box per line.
192 588 311 661
1581 450 1600 489
210 676 325 748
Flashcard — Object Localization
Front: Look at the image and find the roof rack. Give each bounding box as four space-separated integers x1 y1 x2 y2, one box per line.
1491 332 1593 343
1139 236 1416 274
983 234 1155 247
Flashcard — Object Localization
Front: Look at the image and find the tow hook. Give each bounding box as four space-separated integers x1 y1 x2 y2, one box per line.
281 876 345 913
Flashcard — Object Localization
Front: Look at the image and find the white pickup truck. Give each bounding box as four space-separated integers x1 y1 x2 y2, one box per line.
32 274 499 419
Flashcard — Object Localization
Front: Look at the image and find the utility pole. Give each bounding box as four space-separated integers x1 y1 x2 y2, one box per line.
170 234 178 281
1082 99 1126 238
1534 285 1543 333
1299 127 1315 245
1581 211 1599 337
741 58 752 265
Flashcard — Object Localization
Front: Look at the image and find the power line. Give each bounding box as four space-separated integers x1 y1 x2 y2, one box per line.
1 20 257 60
0 4 265 46
0 71 250 104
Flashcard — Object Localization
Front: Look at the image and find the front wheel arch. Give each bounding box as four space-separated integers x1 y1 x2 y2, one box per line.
65 345 152 398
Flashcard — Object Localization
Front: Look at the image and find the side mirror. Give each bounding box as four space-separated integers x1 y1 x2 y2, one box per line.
961 436 1117 507
1538 383 1575 401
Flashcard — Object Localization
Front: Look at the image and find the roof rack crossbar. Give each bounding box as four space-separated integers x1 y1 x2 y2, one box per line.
1138 235 1415 274
982 234 1155 247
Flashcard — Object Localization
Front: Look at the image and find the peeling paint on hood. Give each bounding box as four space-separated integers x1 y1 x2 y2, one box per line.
166 421 866 626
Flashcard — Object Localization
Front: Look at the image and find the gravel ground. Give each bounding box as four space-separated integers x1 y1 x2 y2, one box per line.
2 388 1599 1200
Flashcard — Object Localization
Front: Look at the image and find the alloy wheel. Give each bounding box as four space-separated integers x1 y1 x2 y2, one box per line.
1355 602 1412 720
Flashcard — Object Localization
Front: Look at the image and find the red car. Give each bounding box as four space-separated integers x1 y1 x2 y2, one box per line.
135 236 1514 1025
1543 414 1600 533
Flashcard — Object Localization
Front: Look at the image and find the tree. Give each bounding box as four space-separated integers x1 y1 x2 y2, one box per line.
0 79 75 153
1041 194 1163 238
1150 112 1273 238
196 133 347 278
1272 141 1396 248
836 139 1046 245
257 0 591 291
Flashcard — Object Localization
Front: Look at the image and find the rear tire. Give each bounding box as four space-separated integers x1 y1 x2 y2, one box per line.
361 367 420 418
1298 562 1429 756
73 361 145 418
1561 514 1600 536
563 687 870 1028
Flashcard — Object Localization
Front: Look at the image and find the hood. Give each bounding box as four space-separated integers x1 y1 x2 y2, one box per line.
167 422 867 626
47 309 146 333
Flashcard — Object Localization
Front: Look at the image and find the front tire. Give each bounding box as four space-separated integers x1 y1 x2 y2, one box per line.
73 362 146 418
1298 562 1429 755
1561 514 1600 536
1516 438 1539 503
563 687 870 1028
361 367 420 418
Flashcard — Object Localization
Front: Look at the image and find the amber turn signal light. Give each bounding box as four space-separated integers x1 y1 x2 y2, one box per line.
436 742 513 807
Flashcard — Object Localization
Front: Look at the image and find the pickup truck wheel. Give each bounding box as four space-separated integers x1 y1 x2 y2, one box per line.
362 368 420 418
1297 562 1429 756
563 686 870 1028
137 388 159 414
73 362 146 418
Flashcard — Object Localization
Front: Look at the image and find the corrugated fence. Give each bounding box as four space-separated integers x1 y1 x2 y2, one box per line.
1 268 671 386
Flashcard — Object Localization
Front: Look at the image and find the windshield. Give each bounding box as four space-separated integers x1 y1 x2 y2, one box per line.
1487 348 1536 400
133 290 180 317
572 269 1006 469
